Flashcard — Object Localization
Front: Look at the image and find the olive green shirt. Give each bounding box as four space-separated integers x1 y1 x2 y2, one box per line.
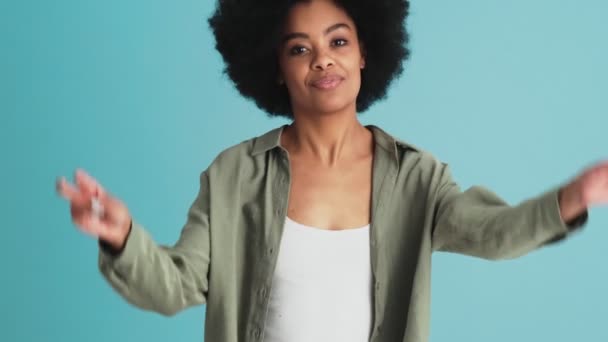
98 124 588 342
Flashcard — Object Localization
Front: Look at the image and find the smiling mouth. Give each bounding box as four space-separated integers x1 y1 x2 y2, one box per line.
311 75 344 90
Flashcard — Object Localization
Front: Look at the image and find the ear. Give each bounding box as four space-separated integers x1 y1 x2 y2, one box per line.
359 42 367 69
277 74 284 85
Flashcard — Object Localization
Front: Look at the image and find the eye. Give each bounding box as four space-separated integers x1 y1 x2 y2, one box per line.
289 45 308 56
332 38 348 47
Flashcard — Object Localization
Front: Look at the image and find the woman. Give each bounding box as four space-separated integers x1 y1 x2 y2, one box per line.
56 0 607 341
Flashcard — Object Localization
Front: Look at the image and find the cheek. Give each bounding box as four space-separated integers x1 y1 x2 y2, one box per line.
342 56 362 85
283 62 310 91
345 52 364 73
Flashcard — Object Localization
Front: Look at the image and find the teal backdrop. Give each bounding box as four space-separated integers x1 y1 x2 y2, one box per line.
3 0 607 341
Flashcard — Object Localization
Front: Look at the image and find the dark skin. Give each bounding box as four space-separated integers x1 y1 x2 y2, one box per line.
278 0 373 230
277 0 598 230
55 0 604 249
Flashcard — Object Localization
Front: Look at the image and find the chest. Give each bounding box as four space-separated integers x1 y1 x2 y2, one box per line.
286 156 373 230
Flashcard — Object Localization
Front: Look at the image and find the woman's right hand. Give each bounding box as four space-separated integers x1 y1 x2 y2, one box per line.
56 168 132 252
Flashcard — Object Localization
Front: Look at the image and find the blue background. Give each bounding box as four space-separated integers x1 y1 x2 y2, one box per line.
3 0 607 341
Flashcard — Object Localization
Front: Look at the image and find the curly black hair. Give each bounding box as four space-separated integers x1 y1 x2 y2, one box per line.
208 0 410 118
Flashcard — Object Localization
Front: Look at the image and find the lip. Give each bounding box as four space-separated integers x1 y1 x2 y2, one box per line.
310 74 344 90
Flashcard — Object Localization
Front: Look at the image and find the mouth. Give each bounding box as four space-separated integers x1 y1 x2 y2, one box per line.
310 74 344 90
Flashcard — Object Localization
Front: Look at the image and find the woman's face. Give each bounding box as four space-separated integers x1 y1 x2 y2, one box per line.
278 0 365 116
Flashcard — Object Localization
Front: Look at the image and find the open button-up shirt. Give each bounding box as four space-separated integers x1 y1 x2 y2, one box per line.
99 124 588 342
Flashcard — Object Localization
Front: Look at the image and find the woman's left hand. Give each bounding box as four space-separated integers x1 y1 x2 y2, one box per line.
559 160 608 222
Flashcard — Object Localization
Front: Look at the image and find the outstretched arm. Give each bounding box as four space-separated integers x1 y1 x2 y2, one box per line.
430 161 608 260
98 171 212 316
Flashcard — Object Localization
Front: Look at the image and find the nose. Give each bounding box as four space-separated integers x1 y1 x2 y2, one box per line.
312 51 334 71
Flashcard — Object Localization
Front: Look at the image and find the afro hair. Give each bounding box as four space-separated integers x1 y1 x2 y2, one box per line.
208 0 410 118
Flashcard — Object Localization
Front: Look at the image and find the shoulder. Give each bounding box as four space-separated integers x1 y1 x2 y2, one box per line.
374 126 452 193
204 126 279 176
371 125 446 169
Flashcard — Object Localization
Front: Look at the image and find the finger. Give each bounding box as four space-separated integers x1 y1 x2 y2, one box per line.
74 214 108 238
91 197 105 219
56 176 79 201
99 192 121 212
592 162 608 177
71 198 109 228
601 165 608 183
592 160 608 172
75 168 106 198
57 177 91 209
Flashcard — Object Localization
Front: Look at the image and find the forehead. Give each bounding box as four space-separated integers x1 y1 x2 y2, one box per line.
282 0 356 33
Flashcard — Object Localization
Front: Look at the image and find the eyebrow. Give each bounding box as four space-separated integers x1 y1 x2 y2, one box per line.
281 23 351 44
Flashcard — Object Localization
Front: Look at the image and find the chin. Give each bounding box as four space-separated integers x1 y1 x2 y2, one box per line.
290 89 359 115
314 101 353 114
310 93 358 115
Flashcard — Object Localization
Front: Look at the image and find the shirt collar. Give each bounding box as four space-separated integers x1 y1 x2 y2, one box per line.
251 124 418 165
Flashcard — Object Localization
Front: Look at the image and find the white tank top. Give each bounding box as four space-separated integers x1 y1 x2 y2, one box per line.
262 216 373 342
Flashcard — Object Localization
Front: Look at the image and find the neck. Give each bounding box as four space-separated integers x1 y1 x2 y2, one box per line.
281 108 371 167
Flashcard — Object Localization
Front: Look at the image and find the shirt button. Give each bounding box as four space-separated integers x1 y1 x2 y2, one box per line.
254 328 261 338
269 248 274 255
260 287 267 298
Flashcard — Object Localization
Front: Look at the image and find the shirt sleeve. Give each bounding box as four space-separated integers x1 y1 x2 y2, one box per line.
97 171 211 316
431 163 588 260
